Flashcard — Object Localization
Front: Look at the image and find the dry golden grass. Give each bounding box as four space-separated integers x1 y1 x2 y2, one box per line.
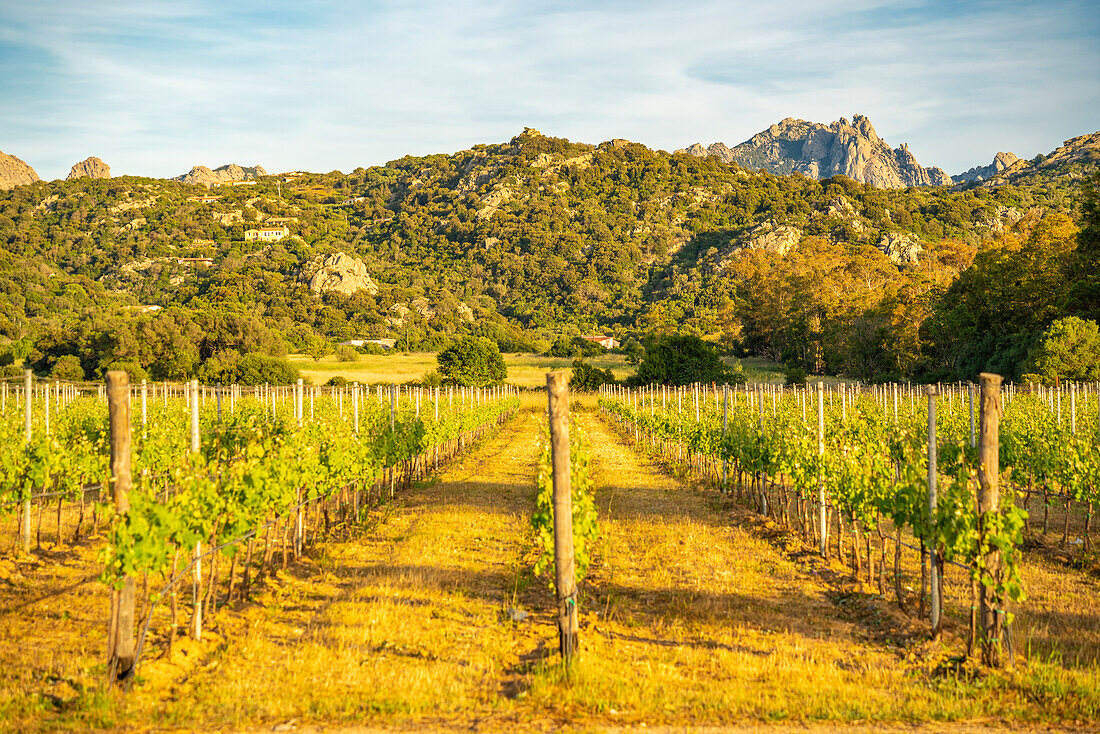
288 352 632 389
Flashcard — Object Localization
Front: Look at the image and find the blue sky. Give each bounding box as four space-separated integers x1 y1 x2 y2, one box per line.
1 0 1097 180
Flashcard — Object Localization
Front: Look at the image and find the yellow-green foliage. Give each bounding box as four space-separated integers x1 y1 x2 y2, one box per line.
532 419 598 583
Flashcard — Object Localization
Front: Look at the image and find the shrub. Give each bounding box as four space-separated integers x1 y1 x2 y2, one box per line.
204 353 300 386
418 369 443 388
784 365 807 386
547 336 606 358
570 358 615 392
99 360 148 382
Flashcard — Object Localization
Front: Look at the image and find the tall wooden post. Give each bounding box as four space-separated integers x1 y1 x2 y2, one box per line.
968 383 976 448
22 369 32 554
296 378 304 428
977 372 1005 667
353 383 360 434
927 386 941 636
192 541 202 641
190 379 200 454
546 372 578 663
721 384 729 490
817 381 827 556
106 371 136 685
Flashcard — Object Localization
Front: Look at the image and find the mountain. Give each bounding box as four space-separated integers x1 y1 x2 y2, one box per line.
953 151 1019 183
174 163 267 186
963 132 1100 190
67 156 111 180
0 127 1088 384
0 150 41 190
681 115 953 188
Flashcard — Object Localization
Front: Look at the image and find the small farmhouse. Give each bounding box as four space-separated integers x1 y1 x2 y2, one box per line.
244 225 290 242
581 334 620 349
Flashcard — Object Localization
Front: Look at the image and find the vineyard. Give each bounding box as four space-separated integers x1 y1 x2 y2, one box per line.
600 379 1100 665
2 372 1100 730
0 371 518 688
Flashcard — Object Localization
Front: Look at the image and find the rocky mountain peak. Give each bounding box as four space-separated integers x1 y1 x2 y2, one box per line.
683 114 952 189
839 114 879 141
67 156 111 180
0 150 42 191
175 163 267 186
953 151 1021 183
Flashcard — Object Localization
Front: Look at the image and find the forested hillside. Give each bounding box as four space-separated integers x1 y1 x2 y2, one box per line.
0 127 1096 383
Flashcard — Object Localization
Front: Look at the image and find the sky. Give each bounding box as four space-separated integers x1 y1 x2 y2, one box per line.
1 0 1098 180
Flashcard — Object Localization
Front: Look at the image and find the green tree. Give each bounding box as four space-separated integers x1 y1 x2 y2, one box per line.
1068 172 1100 321
50 354 85 382
622 337 645 364
1022 316 1100 383
303 333 330 361
629 334 739 386
437 336 507 386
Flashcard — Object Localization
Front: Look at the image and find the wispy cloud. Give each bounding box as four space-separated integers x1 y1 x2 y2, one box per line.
0 0 1096 179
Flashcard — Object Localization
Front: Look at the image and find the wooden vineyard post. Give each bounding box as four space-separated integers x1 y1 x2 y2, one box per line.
817 381 827 556
190 379 200 454
721 384 729 491
192 541 202 641
977 372 1005 667
927 386 941 636
105 371 136 686
296 378 304 429
546 371 578 663
22 369 32 554
968 383 976 448
353 383 360 434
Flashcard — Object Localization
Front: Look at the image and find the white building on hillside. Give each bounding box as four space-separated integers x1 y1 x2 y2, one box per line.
244 225 290 242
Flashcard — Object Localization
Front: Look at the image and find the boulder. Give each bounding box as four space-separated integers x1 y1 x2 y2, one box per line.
301 252 379 296
877 232 923 265
826 196 857 218
983 206 1025 234
734 220 803 257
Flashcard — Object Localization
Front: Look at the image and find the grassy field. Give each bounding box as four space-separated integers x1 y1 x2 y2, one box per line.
288 352 635 389
289 352 786 389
